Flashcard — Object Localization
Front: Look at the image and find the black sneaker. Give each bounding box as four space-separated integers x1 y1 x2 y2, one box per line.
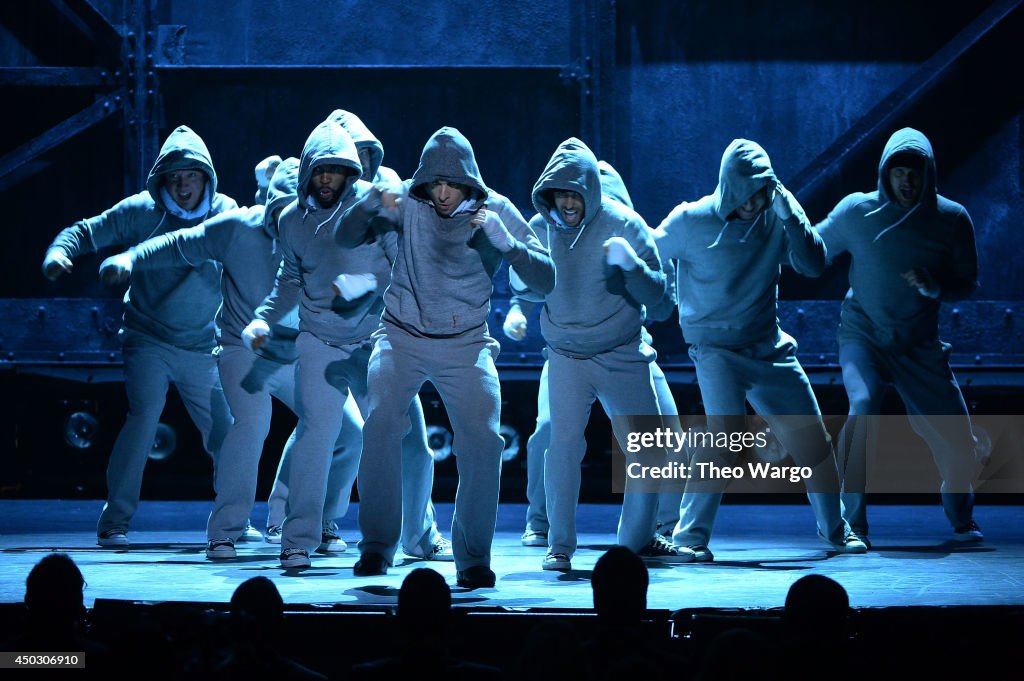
638 534 697 563
953 520 984 543
353 552 390 576
456 565 496 589
97 528 129 547
319 520 347 553
687 545 714 562
206 538 236 560
279 547 310 568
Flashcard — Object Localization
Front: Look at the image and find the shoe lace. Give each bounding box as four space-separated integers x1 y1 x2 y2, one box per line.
322 526 341 540
648 534 676 554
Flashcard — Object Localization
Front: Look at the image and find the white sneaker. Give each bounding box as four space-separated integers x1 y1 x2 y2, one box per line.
406 536 454 561
265 525 282 544
521 530 548 547
820 530 868 554
237 520 263 542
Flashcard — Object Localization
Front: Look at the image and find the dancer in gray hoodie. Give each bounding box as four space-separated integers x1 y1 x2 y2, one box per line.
817 128 982 544
527 139 690 571
654 139 867 561
327 109 402 186
506 160 683 551
42 125 237 547
335 126 555 588
98 158 366 559
316 110 446 560
247 120 448 568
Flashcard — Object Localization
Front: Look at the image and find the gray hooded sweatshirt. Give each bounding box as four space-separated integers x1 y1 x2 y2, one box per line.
129 158 301 363
597 159 677 324
326 109 401 186
335 126 555 337
655 138 826 349
48 125 237 350
530 138 666 359
256 120 386 346
817 127 978 351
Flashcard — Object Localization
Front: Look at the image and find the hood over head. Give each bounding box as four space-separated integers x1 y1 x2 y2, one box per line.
262 156 299 236
713 139 776 221
296 120 362 207
147 125 217 213
531 137 603 229
597 160 633 209
254 155 283 205
326 109 384 181
409 126 488 210
877 127 937 210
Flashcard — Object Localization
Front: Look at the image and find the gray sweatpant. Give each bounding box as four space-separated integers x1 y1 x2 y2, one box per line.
280 332 372 552
673 330 849 548
837 338 976 535
545 342 663 558
98 332 231 534
525 360 683 535
205 343 360 542
358 322 504 571
264 390 362 528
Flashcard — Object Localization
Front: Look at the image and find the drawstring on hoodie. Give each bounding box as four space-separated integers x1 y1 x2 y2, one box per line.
548 209 589 250
303 189 347 235
707 211 763 249
314 202 344 235
869 201 921 243
143 212 167 242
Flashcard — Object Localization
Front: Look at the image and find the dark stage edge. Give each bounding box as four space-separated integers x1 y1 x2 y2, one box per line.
2 500 1022 610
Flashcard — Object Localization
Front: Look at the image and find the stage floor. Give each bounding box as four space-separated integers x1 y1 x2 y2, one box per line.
1 500 1021 611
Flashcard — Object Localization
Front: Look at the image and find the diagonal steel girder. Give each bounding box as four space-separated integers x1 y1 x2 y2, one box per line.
789 0 1022 198
60 0 122 53
0 95 123 192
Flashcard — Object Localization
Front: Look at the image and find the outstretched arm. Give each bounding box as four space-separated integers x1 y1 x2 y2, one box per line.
486 198 556 296
334 183 403 248
605 217 666 307
43 196 143 280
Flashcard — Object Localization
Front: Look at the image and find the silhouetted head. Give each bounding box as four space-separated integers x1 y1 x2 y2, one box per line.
592 546 648 622
230 576 284 641
25 553 85 625
399 567 450 621
784 574 850 645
